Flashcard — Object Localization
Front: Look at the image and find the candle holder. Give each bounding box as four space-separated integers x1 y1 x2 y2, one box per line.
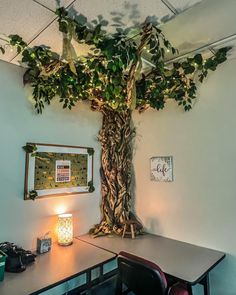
57 213 73 246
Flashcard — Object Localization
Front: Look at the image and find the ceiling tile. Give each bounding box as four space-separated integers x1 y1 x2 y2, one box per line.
162 0 236 57
0 0 55 62
34 0 74 11
167 0 202 13
71 0 173 32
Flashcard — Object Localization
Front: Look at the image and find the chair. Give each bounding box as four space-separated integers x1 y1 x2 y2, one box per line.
116 251 189 295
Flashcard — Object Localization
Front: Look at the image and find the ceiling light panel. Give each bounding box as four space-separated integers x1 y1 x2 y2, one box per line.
0 0 55 62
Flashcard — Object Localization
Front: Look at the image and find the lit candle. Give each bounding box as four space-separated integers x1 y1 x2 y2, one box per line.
57 213 73 246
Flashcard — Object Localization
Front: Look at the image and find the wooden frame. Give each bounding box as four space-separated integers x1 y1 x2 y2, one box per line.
24 143 94 200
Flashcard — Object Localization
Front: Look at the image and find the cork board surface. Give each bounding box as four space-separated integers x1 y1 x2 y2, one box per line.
34 152 88 190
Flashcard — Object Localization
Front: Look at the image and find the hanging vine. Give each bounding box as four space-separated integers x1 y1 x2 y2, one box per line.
0 7 231 236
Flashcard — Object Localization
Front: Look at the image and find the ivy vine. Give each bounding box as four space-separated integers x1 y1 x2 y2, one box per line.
28 190 38 201
87 148 95 156
22 143 37 157
88 181 95 193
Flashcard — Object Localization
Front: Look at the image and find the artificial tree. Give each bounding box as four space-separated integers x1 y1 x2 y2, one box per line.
0 7 230 237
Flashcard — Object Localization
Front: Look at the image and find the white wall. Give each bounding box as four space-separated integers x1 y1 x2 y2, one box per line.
133 59 236 295
0 60 102 249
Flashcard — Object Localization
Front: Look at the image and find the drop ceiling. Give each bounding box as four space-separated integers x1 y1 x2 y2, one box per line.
0 0 235 66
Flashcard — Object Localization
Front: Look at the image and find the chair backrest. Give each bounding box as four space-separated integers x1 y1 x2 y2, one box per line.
117 251 168 295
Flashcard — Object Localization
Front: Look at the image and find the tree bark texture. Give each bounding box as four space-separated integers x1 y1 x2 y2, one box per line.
90 107 143 237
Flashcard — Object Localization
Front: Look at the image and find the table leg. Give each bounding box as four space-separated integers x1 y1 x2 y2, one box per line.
187 284 193 295
201 274 210 295
115 275 122 295
86 270 92 295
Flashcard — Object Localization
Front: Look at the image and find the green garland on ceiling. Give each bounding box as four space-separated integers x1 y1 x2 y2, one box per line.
0 7 231 114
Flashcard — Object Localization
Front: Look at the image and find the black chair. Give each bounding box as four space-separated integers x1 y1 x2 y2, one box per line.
116 251 189 295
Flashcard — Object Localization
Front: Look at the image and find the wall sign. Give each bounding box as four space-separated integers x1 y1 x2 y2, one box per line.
150 156 173 182
55 160 71 182
24 143 94 200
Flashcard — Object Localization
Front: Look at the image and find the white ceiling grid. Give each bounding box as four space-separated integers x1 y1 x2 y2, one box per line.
34 0 74 11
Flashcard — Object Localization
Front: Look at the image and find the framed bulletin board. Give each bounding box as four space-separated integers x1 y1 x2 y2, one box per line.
24 143 94 200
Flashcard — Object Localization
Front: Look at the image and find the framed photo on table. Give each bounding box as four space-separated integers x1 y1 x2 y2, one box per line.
24 143 94 200
150 156 173 182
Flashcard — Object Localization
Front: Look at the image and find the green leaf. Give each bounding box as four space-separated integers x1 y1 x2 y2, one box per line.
28 190 38 201
88 181 95 193
184 66 195 74
87 147 95 156
55 7 68 18
22 143 37 155
173 62 180 69
59 20 68 33
165 70 172 77
204 59 217 71
194 54 203 65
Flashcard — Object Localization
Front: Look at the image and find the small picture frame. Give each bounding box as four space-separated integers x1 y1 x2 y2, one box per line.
150 156 173 182
37 237 52 254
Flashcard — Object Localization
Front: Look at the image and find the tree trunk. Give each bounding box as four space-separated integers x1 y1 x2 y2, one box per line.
90 106 143 237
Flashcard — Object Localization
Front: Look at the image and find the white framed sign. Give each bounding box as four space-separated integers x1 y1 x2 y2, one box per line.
150 156 173 182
